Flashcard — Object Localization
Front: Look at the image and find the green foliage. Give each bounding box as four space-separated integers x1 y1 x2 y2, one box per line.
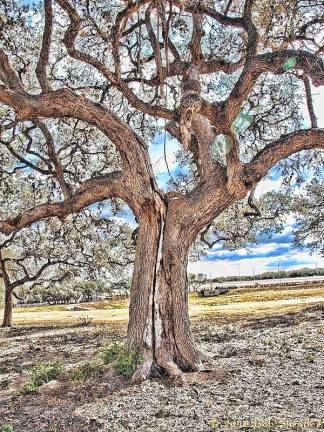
1 426 14 432
114 347 144 378
30 361 64 387
69 361 102 381
232 111 254 133
101 342 144 378
101 341 123 365
282 56 297 71
18 361 64 395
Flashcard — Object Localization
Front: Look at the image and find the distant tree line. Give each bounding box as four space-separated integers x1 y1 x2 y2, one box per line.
14 277 132 306
211 267 324 283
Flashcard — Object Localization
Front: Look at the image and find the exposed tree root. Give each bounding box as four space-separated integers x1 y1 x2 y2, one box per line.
131 351 153 383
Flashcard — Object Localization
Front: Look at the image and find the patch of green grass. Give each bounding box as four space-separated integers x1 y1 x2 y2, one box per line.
1 425 15 432
101 341 123 364
69 361 102 381
18 361 64 395
101 342 143 378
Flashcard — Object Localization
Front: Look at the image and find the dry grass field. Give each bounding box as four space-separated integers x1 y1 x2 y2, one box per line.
1 283 324 432
2 283 324 327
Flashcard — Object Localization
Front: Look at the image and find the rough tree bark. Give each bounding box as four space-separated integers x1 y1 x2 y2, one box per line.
1 248 13 327
2 287 13 328
127 197 202 381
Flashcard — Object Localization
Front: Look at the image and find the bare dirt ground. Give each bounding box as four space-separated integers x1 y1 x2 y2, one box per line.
1 287 324 432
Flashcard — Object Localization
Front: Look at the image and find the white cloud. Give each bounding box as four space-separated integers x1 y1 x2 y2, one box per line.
188 250 324 278
254 177 282 198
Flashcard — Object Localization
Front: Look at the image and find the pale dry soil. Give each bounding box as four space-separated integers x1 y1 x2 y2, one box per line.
0 285 324 432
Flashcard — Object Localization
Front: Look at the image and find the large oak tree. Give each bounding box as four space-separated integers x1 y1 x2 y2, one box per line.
0 0 323 380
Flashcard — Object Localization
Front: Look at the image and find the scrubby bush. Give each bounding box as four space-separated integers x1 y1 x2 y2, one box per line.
75 315 93 327
101 342 143 378
101 341 123 365
18 361 64 395
18 382 39 396
30 361 64 387
69 361 102 381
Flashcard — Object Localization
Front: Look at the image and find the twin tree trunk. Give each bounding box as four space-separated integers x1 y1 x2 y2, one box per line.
127 196 204 381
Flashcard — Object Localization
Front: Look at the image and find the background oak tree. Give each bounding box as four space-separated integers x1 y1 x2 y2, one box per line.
0 209 134 327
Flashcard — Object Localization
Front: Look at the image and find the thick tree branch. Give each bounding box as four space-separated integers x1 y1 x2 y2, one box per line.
225 50 324 125
244 129 324 184
0 86 156 199
0 171 124 235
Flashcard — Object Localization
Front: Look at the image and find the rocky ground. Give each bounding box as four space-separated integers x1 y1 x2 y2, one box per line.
1 305 324 432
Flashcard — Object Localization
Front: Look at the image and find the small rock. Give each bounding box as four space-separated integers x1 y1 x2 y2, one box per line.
88 418 105 426
39 380 64 396
249 355 266 366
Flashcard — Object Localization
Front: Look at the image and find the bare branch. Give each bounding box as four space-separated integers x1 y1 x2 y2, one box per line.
35 0 53 92
0 49 25 91
35 120 72 199
200 223 229 248
302 75 318 129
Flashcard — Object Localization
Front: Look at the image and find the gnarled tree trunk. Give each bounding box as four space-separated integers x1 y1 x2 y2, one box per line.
127 195 208 381
126 157 249 380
